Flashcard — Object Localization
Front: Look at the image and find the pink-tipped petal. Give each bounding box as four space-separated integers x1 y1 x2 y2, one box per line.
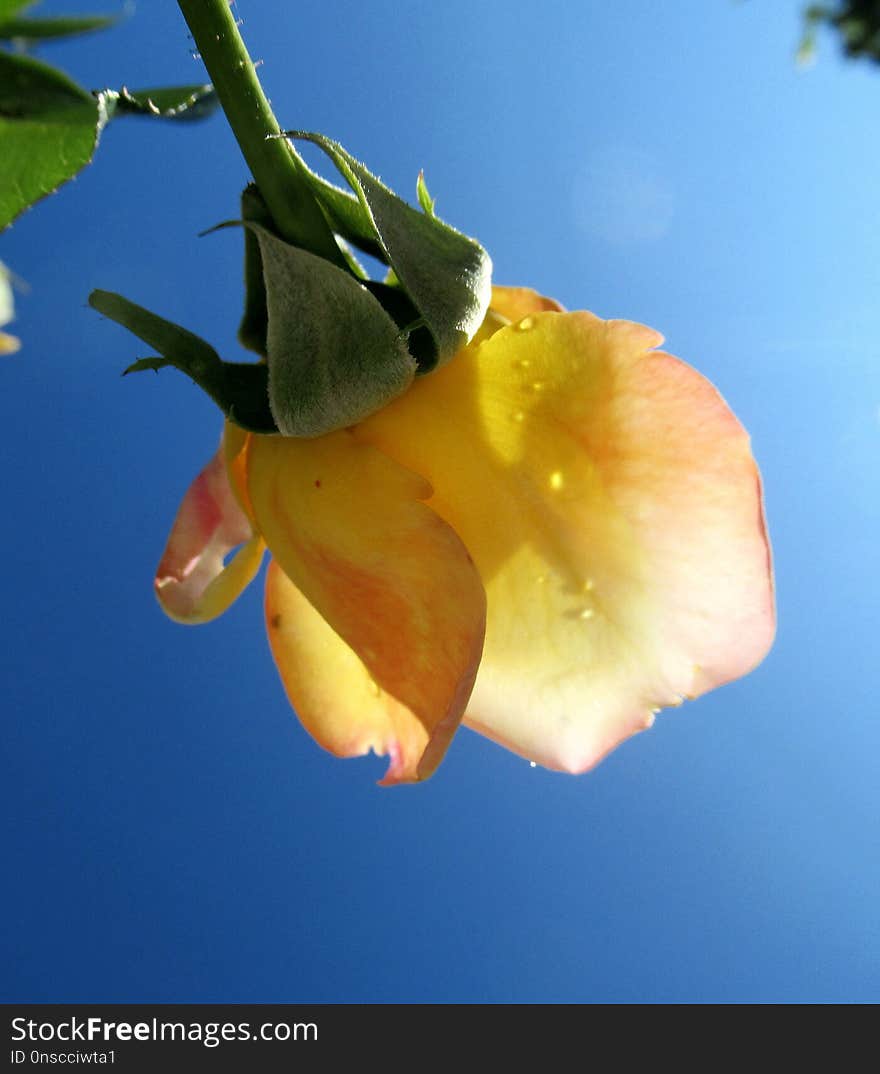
155 434 264 625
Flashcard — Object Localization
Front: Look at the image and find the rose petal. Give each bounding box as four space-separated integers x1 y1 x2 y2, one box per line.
359 309 774 772
222 420 257 524
0 331 20 355
247 430 486 784
489 285 564 323
155 433 265 625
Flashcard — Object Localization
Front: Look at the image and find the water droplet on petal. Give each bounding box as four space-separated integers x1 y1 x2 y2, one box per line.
582 578 595 592
529 761 537 768
535 574 547 585
511 410 525 423
529 381 546 393
549 470 565 491
578 607 594 620
516 316 535 332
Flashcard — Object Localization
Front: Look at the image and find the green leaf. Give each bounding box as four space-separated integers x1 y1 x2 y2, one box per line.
89 290 277 434
0 48 93 113
291 131 492 372
0 14 116 42
0 1 34 21
0 50 104 230
246 223 416 437
0 50 217 230
100 83 218 122
238 184 273 357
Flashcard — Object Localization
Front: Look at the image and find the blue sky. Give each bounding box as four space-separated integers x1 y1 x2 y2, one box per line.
1 0 878 1002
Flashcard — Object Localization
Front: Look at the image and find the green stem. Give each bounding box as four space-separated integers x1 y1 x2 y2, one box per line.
177 0 339 261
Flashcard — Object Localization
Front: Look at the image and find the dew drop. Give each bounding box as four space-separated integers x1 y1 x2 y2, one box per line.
513 357 531 370
578 607 594 621
511 410 525 423
535 574 547 585
529 380 546 392
516 316 535 332
549 470 565 491
582 578 595 592
529 761 537 768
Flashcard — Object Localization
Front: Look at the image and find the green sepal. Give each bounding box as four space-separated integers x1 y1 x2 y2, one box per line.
0 49 104 230
0 14 116 42
89 289 277 434
237 184 273 357
290 131 492 371
245 223 416 438
416 170 436 217
302 166 386 263
360 280 434 368
99 84 218 122
334 236 369 281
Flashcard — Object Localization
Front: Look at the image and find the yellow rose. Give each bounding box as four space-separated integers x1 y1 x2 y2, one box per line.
155 287 775 784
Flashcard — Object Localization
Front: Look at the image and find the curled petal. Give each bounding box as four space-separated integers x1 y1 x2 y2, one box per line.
247 431 486 784
265 565 451 785
359 309 775 772
222 419 257 524
155 434 264 625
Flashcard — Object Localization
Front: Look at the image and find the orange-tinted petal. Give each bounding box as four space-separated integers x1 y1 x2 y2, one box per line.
155 433 265 625
247 430 486 784
222 420 257 525
489 285 564 323
359 309 774 773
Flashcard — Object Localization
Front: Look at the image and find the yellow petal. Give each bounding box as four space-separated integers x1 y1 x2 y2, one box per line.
0 331 20 355
222 419 257 525
490 285 564 323
155 434 265 625
247 430 486 784
359 309 774 772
